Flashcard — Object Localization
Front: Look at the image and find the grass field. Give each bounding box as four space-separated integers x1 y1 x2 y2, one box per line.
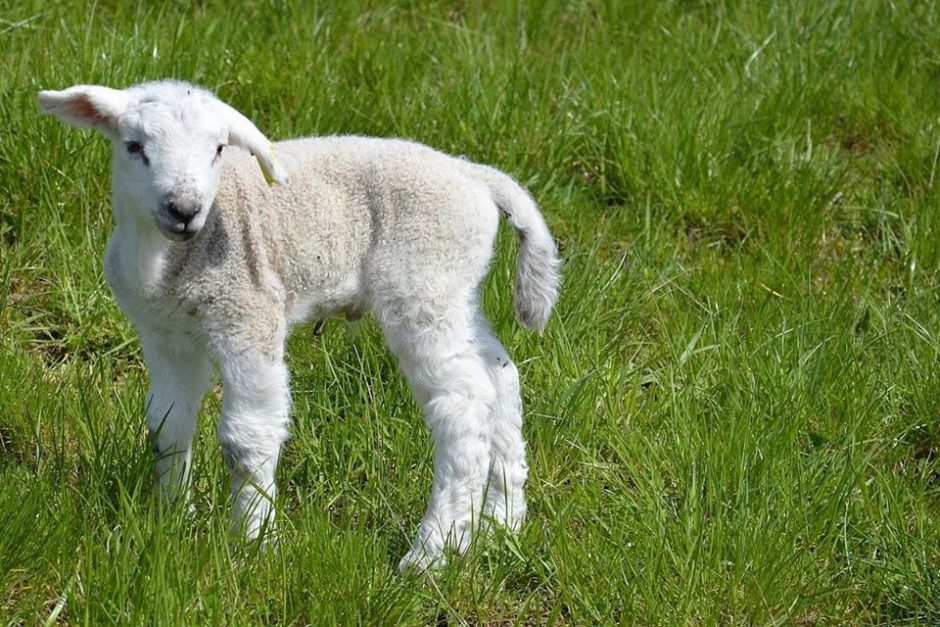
2 0 940 624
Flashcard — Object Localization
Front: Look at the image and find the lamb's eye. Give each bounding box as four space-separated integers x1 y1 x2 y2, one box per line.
216 144 225 157
124 141 149 166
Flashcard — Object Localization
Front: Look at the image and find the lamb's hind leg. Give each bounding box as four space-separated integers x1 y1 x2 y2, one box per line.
141 334 214 504
474 317 528 531
383 307 496 571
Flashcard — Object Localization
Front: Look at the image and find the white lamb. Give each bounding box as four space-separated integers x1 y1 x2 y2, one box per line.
38 79 560 570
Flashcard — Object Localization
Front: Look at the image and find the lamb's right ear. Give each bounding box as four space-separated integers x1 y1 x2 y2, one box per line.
38 85 129 136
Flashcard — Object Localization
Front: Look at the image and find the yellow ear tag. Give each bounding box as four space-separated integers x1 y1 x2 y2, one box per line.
257 143 278 187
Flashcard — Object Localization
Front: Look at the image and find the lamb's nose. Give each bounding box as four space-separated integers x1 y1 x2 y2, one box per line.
165 200 201 225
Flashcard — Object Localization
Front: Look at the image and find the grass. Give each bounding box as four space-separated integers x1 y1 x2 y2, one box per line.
2 0 940 623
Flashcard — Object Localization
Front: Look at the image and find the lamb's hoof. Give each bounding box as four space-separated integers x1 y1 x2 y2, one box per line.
490 511 525 534
397 547 446 573
233 515 279 547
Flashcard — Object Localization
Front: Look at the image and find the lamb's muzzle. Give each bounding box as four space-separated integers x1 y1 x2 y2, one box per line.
39 79 561 571
158 197 203 240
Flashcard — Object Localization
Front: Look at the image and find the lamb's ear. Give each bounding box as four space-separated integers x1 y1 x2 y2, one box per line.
38 85 128 137
213 99 289 187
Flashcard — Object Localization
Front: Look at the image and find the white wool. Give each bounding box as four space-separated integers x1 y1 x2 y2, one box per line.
39 79 560 570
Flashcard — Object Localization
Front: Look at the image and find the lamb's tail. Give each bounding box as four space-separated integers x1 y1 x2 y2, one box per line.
466 163 561 331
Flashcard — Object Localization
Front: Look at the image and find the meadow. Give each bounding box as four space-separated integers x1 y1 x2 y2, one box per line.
2 0 939 624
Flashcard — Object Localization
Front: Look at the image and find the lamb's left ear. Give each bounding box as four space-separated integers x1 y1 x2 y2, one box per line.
213 99 289 187
38 85 129 137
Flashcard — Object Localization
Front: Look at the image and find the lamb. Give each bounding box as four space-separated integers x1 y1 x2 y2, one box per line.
38 79 560 570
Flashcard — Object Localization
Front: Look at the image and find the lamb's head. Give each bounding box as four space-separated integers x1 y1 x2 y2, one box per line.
39 80 288 241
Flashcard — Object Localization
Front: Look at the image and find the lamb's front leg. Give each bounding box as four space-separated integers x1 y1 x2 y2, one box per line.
141 335 214 503
217 348 291 539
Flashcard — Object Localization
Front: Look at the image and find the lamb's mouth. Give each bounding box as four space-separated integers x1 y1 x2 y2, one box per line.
155 216 201 242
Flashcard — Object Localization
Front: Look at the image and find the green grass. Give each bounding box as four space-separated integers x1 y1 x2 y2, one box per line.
2 0 940 623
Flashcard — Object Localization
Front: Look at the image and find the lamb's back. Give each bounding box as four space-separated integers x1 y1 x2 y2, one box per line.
209 136 497 325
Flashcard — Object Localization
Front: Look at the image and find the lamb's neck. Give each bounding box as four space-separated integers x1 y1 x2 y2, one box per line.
108 212 175 297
